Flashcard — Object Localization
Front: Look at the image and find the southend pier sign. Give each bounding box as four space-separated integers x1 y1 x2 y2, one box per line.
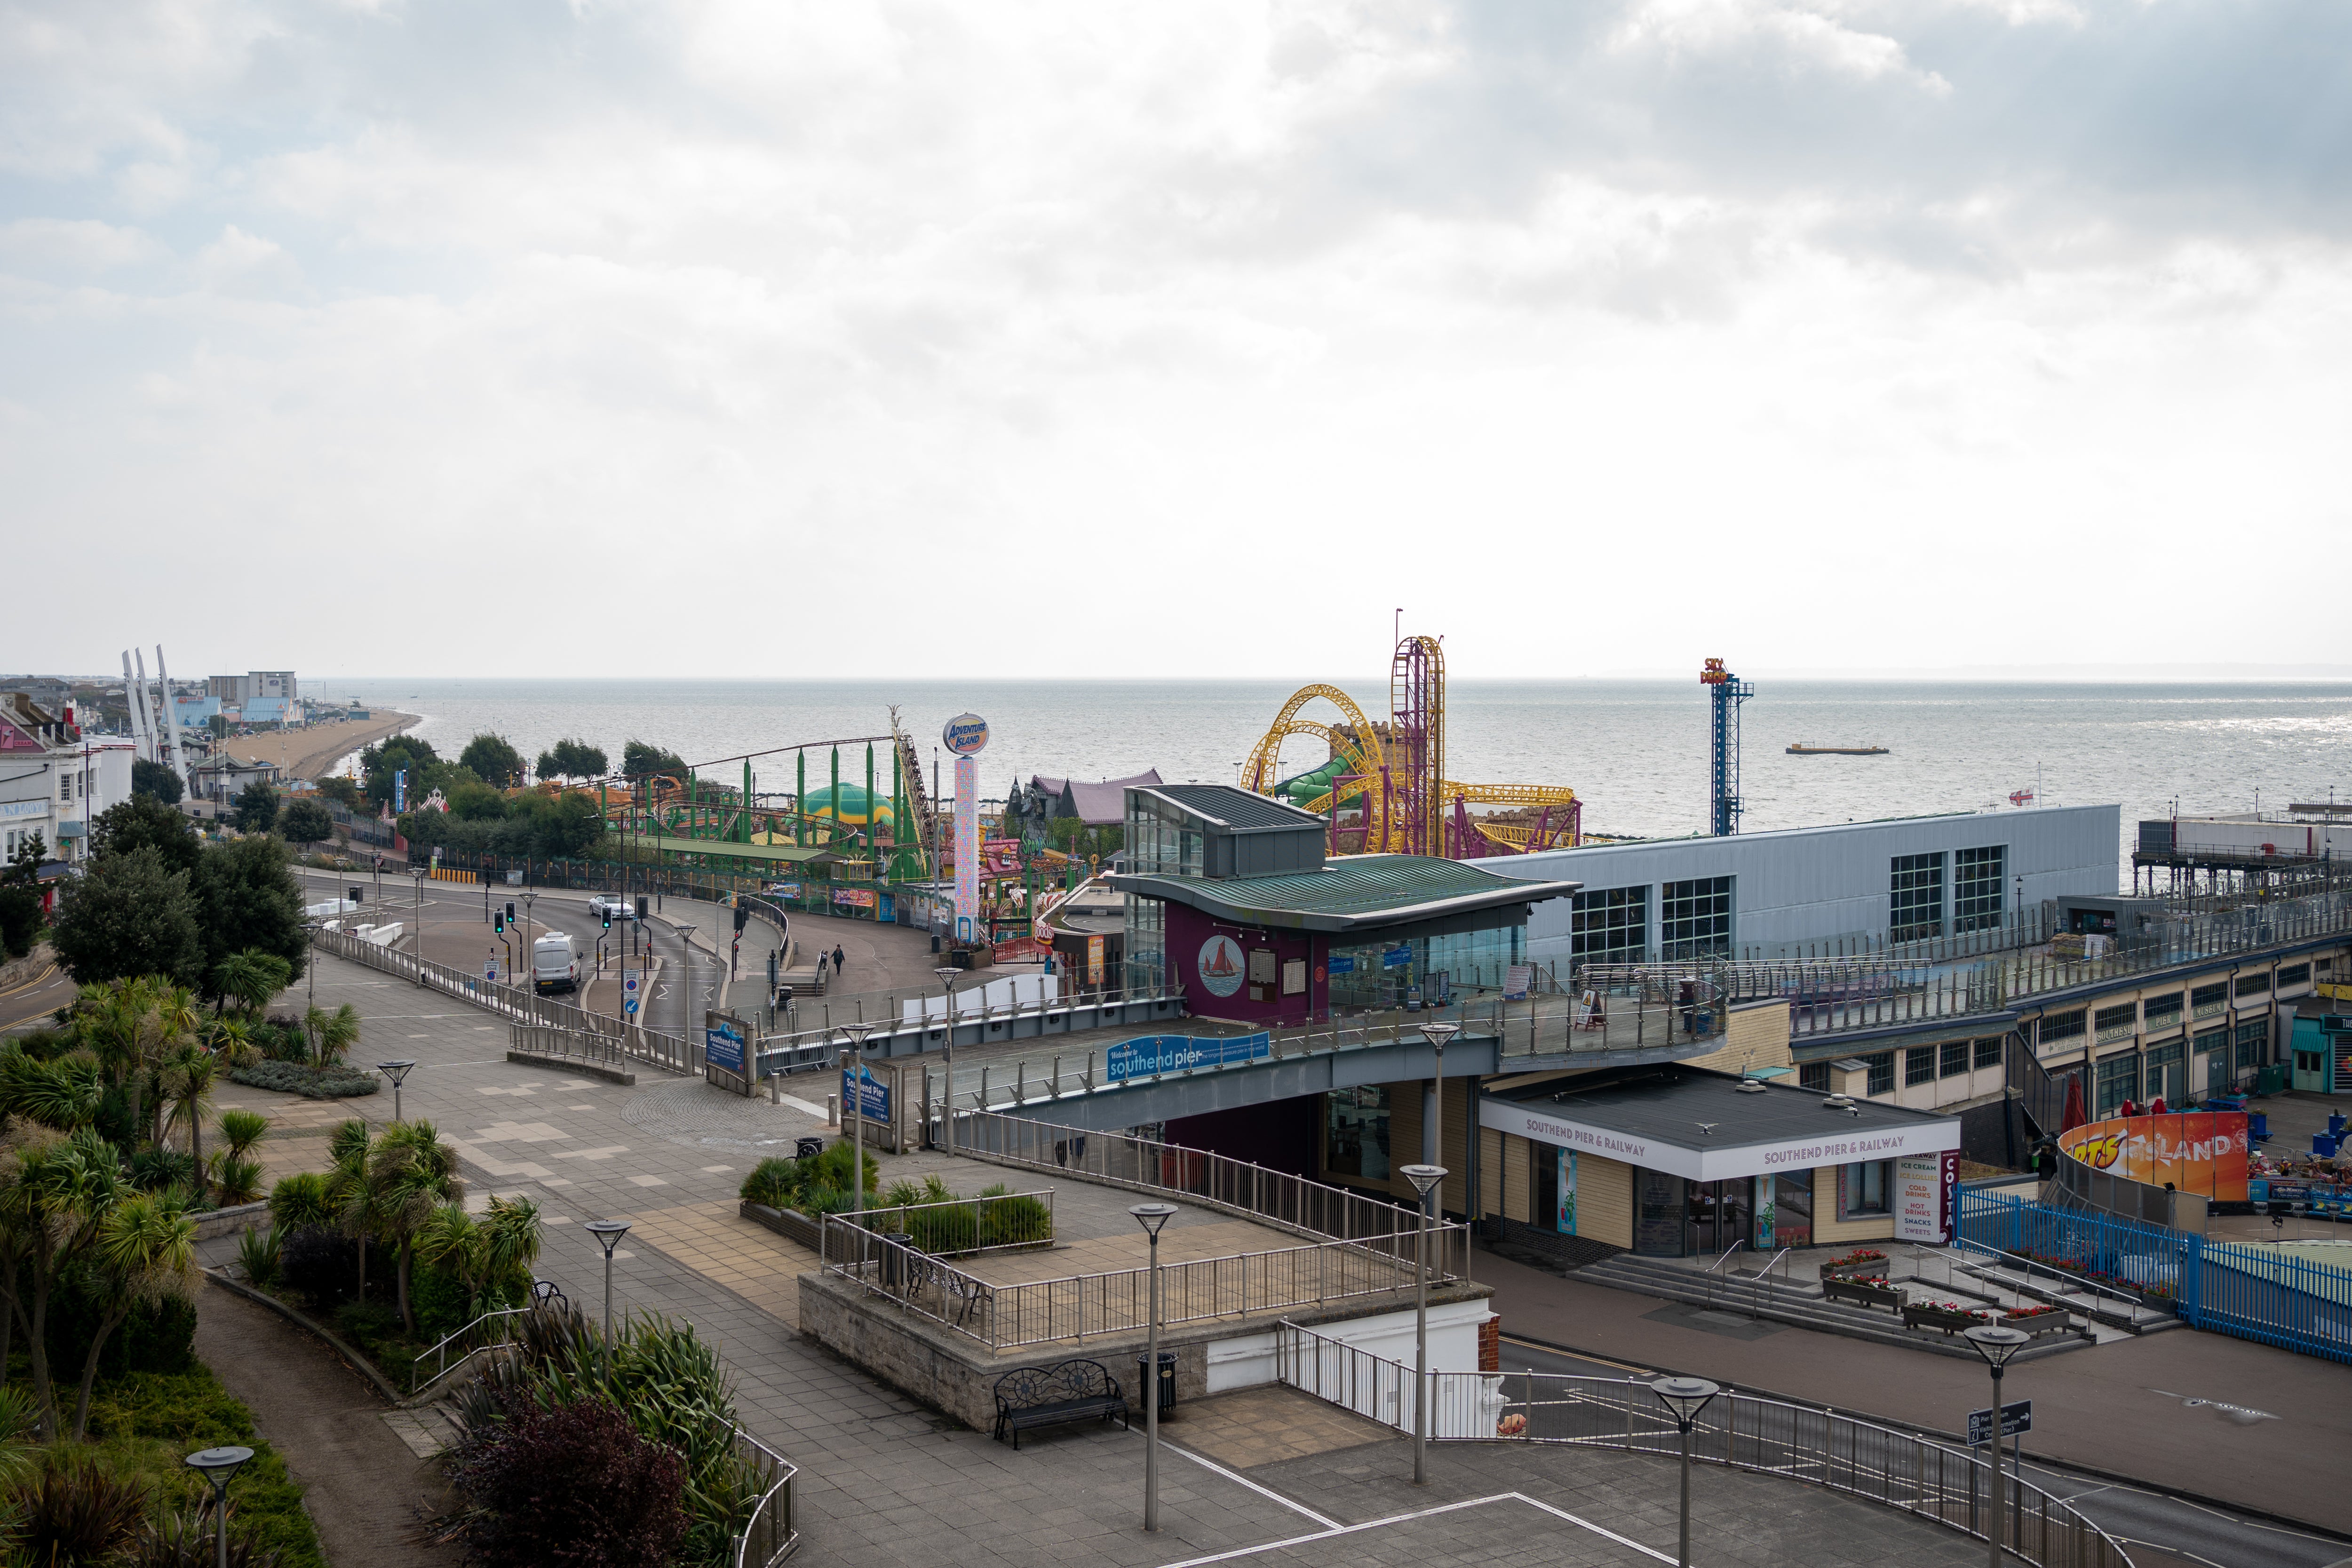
1107 1032 1272 1083
943 713 991 756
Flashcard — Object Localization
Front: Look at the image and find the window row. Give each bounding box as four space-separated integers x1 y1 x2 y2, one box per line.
1887 844 2010 942
1569 878 1732 964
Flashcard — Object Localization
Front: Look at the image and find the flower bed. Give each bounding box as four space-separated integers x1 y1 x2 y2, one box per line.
2000 1305 2077 1338
230 1059 380 1099
2013 1246 2177 1304
1823 1276 1905 1313
1819 1249 1890 1281
1901 1300 1997 1336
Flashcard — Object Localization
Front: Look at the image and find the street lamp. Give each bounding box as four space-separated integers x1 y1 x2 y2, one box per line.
1649 1376 1722 1568
1130 1201 1178 1531
521 890 536 985
933 966 961 1154
1421 1020 1459 1168
411 867 428 986
584 1219 631 1343
1400 1162 1447 1483
184 1445 254 1568
839 1022 876 1214
1964 1324 2030 1568
304 919 322 1005
376 1059 415 1122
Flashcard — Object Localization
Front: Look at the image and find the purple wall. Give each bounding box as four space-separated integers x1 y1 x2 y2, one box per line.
1163 1094 1322 1180
1163 901 1327 1025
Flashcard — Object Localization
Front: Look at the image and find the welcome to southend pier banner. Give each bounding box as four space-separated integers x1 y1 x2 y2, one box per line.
2060 1111 2249 1201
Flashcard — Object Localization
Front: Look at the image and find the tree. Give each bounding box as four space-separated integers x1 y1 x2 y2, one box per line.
157 1044 220 1200
278 798 334 846
193 834 307 988
324 1120 378 1303
130 758 183 805
371 1120 467 1333
211 949 291 1017
535 739 607 782
49 849 203 989
232 780 278 834
88 795 202 880
621 740 690 781
0 1128 126 1437
417 1194 542 1323
460 733 525 789
360 735 440 809
0 833 44 962
67 1189 196 1439
302 1003 360 1072
313 775 365 811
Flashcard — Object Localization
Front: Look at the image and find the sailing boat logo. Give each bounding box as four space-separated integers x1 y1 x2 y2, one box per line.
1197 934 1245 998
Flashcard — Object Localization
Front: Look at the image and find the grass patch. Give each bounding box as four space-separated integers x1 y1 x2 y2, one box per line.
230 1060 380 1098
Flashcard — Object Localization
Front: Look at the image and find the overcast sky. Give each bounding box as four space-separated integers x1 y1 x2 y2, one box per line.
5 0 2349 682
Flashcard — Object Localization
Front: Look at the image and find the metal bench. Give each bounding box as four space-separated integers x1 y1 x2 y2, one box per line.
991 1359 1128 1449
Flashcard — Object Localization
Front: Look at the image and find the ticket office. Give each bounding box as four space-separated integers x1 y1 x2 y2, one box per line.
1507 1139 1904 1257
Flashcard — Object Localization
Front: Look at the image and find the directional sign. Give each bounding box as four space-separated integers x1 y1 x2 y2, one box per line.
1966 1401 2031 1445
625 998 639 1015
626 975 639 992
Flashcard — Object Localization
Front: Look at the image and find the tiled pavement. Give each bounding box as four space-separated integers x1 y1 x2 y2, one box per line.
205 949 2013 1566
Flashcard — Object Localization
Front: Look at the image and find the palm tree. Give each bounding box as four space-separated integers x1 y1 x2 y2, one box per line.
156 1044 220 1201
302 1003 360 1073
0 1129 125 1437
204 1016 259 1067
369 1120 467 1334
145 986 203 1147
210 949 289 1016
266 1171 333 1231
68 1190 196 1439
415 1194 542 1322
74 979 158 1137
0 1050 104 1131
324 1119 378 1303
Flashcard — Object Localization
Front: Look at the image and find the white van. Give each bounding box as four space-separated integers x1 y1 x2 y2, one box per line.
533 932 580 994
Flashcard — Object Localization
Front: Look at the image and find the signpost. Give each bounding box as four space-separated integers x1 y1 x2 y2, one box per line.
705 1010 750 1096
841 1064 890 1124
1966 1401 2031 1445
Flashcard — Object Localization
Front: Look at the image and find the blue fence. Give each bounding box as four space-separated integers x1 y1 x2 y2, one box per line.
1959 1190 2352 1365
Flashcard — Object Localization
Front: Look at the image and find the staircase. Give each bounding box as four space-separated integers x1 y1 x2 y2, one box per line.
1559 1252 2099 1361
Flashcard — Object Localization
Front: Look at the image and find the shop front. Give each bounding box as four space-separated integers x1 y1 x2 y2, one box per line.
1480 1068 1962 1258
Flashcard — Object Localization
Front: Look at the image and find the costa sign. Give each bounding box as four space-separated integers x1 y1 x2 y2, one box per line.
942 713 991 756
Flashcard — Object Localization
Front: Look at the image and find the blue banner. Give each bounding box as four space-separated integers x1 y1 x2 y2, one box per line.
1326 955 1355 976
841 1065 890 1122
705 1019 746 1074
1382 945 1412 970
1106 1032 1271 1084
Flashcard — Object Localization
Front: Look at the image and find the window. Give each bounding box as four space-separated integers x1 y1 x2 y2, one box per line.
1122 894 1164 993
2095 1053 2139 1114
2234 971 2271 998
2194 1028 2229 1087
1953 845 2006 932
2038 1010 2085 1047
1865 1053 1894 1096
2095 1003 2137 1039
1799 1061 1831 1093
2143 992 2183 1026
1771 1170 1814 1247
58 774 71 803
2234 1019 2269 1072
2279 963 2311 988
1838 1161 1891 1218
1974 1036 2003 1071
1939 1040 1969 1078
1570 887 1647 966
2145 1041 2185 1104
2191 982 2229 1015
1659 877 1732 958
1889 852 1945 942
1324 1086 1391 1182
1906 1046 1936 1087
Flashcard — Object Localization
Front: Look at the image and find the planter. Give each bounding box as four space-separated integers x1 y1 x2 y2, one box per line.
1823 1276 1905 1313
740 1200 825 1250
1820 1260 1890 1283
1901 1303 1995 1337
2002 1311 2077 1339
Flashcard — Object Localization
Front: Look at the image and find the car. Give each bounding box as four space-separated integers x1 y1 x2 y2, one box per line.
589 895 637 922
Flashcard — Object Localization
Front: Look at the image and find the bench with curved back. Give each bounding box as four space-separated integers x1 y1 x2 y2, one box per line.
991 1359 1129 1449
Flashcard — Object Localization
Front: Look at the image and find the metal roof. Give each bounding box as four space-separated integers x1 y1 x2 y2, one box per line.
633 833 841 865
1136 784 1326 833
1110 853 1579 932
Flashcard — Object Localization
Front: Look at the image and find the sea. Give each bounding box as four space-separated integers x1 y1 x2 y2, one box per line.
312 677 2352 866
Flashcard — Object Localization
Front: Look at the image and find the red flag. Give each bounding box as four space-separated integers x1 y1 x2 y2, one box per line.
2060 1074 2087 1135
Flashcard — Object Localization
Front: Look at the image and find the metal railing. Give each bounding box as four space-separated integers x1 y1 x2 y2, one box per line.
834 1189 1056 1257
312 926 699 1075
1700 1240 1743 1311
1275 1321 2132 1568
752 977 1179 1056
407 1306 535 1395
731 1427 799 1568
953 1108 1469 1261
820 1217 1454 1351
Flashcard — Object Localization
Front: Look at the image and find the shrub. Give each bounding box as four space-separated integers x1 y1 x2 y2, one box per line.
797 1185 851 1218
130 1147 199 1194
228 1061 378 1099
802 1138 876 1197
412 1262 474 1341
127 1505 285 1568
738 1157 799 1210
218 1108 270 1159
976 1184 1052 1247
278 1226 382 1309
44 1270 199 1381
460 1395 686 1568
79 1366 324 1568
213 1155 265 1206
237 1226 284 1290
9 1453 150 1566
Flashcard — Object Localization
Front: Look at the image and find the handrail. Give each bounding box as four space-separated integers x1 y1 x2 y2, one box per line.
1275 1319 2133 1568
730 1425 799 1568
408 1306 534 1394
1955 1238 2170 1316
1755 1245 1793 1316
1702 1240 1742 1309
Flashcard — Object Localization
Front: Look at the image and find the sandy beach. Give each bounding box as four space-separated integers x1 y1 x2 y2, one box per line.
219 710 419 782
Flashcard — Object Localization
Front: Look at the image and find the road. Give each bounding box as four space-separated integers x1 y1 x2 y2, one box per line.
1494 1332 2352 1568
0 954 72 1034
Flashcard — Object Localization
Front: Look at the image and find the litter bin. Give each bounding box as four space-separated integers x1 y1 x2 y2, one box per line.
1136 1353 1176 1417
795 1137 826 1162
931 933 942 954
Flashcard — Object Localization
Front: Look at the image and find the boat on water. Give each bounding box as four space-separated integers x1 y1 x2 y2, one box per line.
1786 743 1889 756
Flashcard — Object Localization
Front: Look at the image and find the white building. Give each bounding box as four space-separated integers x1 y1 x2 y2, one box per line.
1478 804 2119 965
0 696 135 867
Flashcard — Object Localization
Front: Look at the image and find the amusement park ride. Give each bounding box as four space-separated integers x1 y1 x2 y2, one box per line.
1241 632 1582 860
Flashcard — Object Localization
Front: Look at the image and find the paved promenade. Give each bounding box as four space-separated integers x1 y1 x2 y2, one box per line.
203 945 2031 1567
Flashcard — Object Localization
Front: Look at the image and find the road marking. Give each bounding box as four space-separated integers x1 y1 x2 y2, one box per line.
1155 1491 1673 1568
1162 1440 1340 1529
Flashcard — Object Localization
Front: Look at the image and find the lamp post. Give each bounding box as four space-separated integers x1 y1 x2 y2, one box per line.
1963 1324 2030 1568
1130 1201 1178 1531
184 1445 254 1568
840 1021 876 1213
304 919 321 1005
1648 1376 1722 1568
1420 1020 1459 1169
376 1059 415 1123
521 890 536 984
584 1219 631 1343
411 867 428 985
1400 1162 1447 1483
933 966 961 1154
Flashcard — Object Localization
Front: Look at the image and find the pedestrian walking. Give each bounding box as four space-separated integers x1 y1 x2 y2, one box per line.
831 944 845 977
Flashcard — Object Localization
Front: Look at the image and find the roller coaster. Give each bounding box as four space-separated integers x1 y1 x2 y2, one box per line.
1242 633 1581 859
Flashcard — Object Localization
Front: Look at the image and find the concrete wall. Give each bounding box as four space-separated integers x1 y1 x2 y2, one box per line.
1484 804 2120 963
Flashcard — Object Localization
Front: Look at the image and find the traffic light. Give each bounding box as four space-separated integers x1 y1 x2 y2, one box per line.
506 901 516 921
601 909 612 930
732 903 749 933
635 895 648 920
493 910 505 933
